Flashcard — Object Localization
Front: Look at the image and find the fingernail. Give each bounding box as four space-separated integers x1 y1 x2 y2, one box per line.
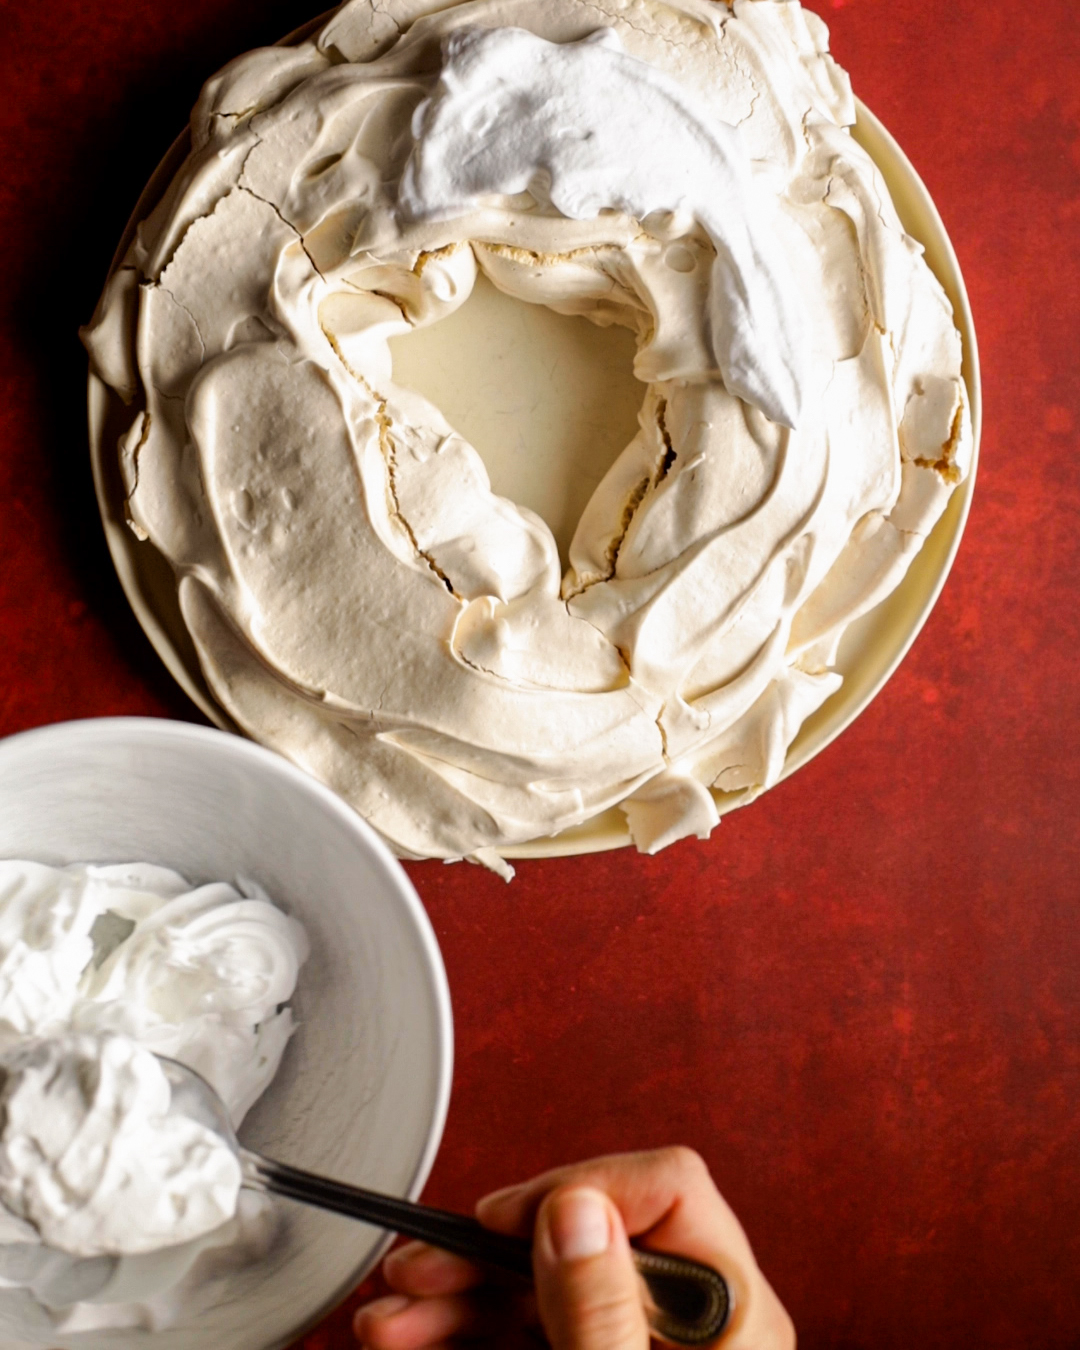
359 1294 411 1321
382 1242 423 1273
548 1188 611 1261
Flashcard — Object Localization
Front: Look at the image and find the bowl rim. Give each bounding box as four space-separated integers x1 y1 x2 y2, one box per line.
0 715 455 1345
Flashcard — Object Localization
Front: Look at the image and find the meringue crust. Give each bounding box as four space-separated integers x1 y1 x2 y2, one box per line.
82 0 972 871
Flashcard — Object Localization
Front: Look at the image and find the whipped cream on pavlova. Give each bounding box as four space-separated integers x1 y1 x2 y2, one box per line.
83 0 972 873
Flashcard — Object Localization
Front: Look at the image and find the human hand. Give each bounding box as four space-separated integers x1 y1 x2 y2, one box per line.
353 1147 794 1349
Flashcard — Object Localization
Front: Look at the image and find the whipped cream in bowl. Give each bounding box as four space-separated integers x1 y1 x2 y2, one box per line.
84 0 979 873
0 718 452 1350
0 1032 244 1260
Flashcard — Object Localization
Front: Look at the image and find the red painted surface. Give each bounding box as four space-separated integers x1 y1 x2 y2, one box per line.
1 1 1078 1347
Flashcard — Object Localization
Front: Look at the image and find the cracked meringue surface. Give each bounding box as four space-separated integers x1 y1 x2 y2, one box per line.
83 0 972 873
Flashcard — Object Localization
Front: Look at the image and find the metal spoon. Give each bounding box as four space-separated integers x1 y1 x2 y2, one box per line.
160 1057 732 1346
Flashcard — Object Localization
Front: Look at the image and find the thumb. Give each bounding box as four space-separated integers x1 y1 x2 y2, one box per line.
532 1186 650 1350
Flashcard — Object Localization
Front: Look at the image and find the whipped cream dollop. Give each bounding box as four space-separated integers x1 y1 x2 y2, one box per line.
0 1033 241 1259
0 861 309 1125
0 860 308 1336
401 26 807 427
83 0 972 873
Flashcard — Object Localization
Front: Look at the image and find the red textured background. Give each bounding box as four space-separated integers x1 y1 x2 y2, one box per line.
1 1 1078 1346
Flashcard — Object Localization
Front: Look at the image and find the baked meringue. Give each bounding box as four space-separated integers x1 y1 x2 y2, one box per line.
83 0 972 873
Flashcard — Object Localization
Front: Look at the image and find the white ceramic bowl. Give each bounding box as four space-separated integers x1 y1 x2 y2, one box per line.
0 717 453 1350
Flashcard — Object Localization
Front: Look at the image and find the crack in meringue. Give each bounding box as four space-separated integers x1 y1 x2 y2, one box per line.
83 0 972 864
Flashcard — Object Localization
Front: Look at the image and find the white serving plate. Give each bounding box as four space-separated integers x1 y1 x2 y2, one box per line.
88 76 980 860
0 718 452 1350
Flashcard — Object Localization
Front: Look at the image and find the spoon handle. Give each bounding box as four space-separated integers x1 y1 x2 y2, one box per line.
249 1154 732 1346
